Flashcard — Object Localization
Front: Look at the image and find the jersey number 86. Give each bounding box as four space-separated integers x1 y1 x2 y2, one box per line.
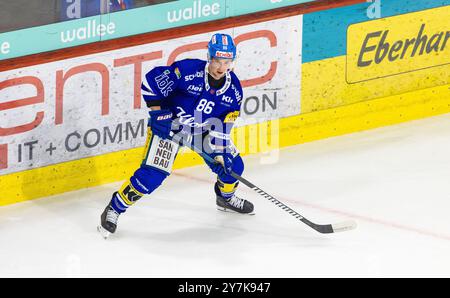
196 99 215 114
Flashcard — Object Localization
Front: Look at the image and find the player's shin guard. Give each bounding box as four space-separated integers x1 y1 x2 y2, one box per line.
110 180 145 214
109 166 168 215
99 168 167 237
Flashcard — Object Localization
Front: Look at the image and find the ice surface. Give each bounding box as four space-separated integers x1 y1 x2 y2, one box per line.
1 113 450 277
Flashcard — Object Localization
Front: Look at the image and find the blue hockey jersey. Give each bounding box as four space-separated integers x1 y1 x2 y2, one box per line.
141 59 243 147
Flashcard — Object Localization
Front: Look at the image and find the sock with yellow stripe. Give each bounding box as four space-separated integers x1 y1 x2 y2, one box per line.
110 179 145 214
215 179 239 200
214 179 254 214
109 165 169 214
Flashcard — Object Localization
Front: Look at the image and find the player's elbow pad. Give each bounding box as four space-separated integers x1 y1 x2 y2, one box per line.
141 81 162 107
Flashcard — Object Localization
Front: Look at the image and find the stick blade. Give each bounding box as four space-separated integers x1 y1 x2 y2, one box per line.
331 220 357 233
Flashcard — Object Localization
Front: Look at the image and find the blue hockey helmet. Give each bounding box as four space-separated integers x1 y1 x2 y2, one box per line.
207 33 236 61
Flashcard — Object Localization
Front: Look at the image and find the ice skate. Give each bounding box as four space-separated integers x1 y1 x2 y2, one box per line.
97 196 121 239
215 183 254 215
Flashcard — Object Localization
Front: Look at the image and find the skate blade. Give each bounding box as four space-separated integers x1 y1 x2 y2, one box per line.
97 225 111 239
217 206 255 216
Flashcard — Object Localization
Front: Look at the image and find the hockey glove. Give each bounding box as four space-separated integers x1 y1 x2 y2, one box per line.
148 109 173 139
209 151 234 176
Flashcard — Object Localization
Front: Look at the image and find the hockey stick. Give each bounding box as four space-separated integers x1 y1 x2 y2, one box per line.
170 132 357 234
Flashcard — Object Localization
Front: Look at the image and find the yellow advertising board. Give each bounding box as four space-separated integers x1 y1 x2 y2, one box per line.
347 5 450 83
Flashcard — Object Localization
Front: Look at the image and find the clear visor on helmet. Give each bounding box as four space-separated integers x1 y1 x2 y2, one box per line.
207 53 236 71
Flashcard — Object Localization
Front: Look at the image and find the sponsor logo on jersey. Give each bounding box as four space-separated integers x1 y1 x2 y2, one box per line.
223 111 239 123
155 69 175 97
187 84 203 94
231 84 242 103
175 107 210 128
187 85 203 92
184 71 204 81
221 95 233 103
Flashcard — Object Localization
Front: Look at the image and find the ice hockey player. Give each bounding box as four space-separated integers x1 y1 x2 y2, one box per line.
98 33 254 239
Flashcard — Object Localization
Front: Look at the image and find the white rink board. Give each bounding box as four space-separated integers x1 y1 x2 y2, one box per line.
0 15 302 175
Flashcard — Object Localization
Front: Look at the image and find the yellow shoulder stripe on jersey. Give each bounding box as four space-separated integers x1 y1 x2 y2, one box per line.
224 111 239 123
